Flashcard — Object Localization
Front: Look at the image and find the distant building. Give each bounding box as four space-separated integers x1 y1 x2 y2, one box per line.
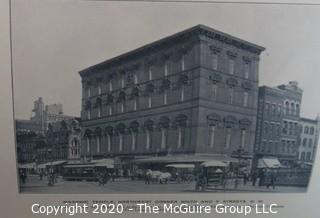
297 116 320 163
79 25 265 164
16 97 74 134
254 81 303 167
16 131 46 163
46 118 82 162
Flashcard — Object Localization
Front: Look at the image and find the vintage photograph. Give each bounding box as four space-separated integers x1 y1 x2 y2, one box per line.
12 1 320 193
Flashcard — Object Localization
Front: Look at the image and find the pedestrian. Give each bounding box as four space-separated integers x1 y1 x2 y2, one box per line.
267 171 276 190
243 171 248 185
258 169 265 187
39 170 43 181
145 169 152 184
252 170 258 186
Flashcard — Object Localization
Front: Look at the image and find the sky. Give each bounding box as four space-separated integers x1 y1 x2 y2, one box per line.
11 0 320 120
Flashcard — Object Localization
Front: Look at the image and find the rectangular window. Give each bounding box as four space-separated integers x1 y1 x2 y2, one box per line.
97 105 101 118
180 86 185 102
243 92 248 107
148 68 153 80
108 105 113 116
244 63 250 79
148 96 152 108
229 88 234 104
146 130 151 150
97 85 101 95
86 137 90 154
119 134 123 152
120 102 124 113
121 77 125 89
109 80 113 91
87 87 91 98
133 99 137 111
181 55 185 71
161 129 167 149
212 54 218 70
107 135 111 152
134 74 138 84
209 126 215 148
131 132 136 151
226 128 232 148
212 84 218 100
241 129 246 148
164 90 167 105
229 59 235 75
177 127 182 149
87 110 91 120
96 135 101 153
164 61 168 76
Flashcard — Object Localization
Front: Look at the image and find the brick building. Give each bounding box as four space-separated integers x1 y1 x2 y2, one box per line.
254 82 303 167
79 25 265 164
297 116 320 163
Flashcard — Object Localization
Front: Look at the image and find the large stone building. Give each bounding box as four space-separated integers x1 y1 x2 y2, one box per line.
254 82 303 167
297 116 320 163
79 25 265 164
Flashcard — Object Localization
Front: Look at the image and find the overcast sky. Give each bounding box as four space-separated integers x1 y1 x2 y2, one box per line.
11 0 320 120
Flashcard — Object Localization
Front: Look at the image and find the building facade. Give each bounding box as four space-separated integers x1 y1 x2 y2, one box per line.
79 25 265 162
46 118 82 162
297 116 320 163
254 82 303 166
16 131 47 163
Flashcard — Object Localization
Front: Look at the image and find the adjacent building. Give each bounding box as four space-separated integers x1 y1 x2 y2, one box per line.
254 82 303 167
297 116 320 163
45 118 82 162
79 24 265 164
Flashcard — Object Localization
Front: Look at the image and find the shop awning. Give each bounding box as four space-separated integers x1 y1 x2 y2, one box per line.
64 164 95 168
165 164 195 169
18 162 36 169
37 160 67 168
201 161 227 167
133 154 237 164
257 158 283 169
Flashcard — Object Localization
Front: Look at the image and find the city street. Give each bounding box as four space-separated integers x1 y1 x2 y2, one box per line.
20 175 307 194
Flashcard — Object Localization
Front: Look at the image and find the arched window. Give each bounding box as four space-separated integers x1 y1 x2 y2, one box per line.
175 114 187 149
105 126 114 152
264 122 269 136
243 92 248 107
291 102 295 115
304 126 309 134
129 121 140 151
95 98 102 118
265 103 270 114
296 104 300 115
302 138 307 146
306 152 311 161
84 129 92 155
116 123 126 152
159 116 170 150
309 139 313 147
310 127 315 135
285 101 289 115
144 119 154 150
85 100 91 120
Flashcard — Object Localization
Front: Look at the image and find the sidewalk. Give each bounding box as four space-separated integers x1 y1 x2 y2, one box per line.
203 180 307 193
